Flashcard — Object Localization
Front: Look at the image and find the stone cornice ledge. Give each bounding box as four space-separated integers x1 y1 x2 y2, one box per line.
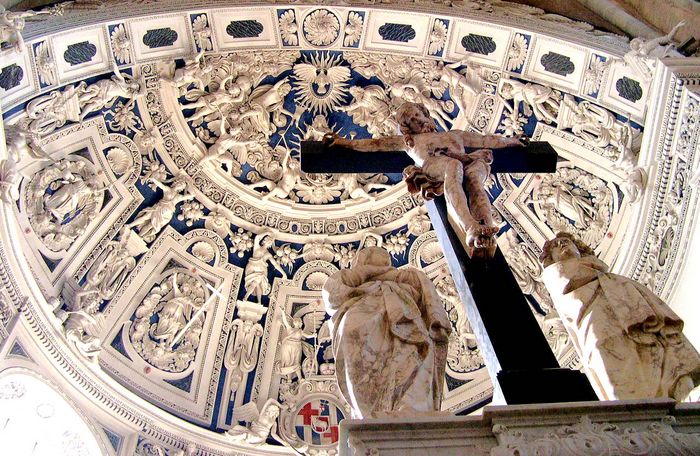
340 399 700 456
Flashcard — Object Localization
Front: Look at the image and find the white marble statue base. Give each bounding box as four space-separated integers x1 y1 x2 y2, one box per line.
340 399 700 456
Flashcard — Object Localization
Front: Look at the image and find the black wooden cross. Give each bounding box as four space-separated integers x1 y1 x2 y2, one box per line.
301 140 597 405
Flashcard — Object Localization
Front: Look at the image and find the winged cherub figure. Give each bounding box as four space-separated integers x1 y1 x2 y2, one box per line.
328 102 526 257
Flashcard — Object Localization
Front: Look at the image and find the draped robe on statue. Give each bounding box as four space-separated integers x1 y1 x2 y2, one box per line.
322 247 451 418
542 255 700 400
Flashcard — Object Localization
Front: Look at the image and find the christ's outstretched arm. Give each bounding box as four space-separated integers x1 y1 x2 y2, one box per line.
328 135 407 153
459 131 523 149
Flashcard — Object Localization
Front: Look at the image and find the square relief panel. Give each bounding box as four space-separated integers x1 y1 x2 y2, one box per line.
101 228 241 425
51 27 110 83
129 15 193 62
599 63 649 123
210 8 278 50
0 49 36 108
445 20 510 69
14 118 143 294
363 10 430 55
526 37 587 92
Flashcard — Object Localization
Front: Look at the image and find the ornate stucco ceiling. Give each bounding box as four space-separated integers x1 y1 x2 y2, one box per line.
1 2 698 456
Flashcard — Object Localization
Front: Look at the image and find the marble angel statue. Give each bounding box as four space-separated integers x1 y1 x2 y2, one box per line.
340 85 398 137
227 399 308 453
248 148 301 201
623 21 686 81
322 247 451 418
327 102 526 257
0 4 64 53
242 231 286 304
168 49 214 94
236 78 294 135
277 304 325 381
498 79 560 125
198 122 264 177
335 173 392 201
78 67 146 121
539 232 700 401
125 177 193 243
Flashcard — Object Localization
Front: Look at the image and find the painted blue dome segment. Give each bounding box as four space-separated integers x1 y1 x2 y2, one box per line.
378 23 416 43
142 28 179 48
615 77 643 102
460 34 496 55
102 427 123 453
540 52 575 76
164 372 194 392
226 20 264 39
63 41 97 66
0 63 23 90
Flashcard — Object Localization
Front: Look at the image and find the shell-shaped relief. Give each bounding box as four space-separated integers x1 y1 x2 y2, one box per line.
105 147 133 175
305 271 330 290
191 241 216 263
421 239 444 264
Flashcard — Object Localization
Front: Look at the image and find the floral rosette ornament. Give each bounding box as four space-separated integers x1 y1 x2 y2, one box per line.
303 9 340 46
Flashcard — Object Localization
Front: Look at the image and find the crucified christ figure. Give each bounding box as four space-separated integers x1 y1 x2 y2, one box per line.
327 102 525 257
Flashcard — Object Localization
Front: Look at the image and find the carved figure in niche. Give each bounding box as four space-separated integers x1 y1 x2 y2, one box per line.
499 79 560 125
44 168 96 221
539 232 700 401
26 159 105 252
55 292 104 363
150 274 202 347
125 177 193 243
340 85 398 137
130 273 208 372
243 231 286 304
236 78 293 135
322 247 451 418
534 182 596 230
623 21 685 81
78 69 145 121
168 49 214 94
531 166 612 248
328 102 525 257
248 149 301 201
72 227 138 306
277 310 316 381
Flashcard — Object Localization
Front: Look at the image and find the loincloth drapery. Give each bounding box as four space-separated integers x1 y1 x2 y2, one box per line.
403 149 493 200
403 165 444 200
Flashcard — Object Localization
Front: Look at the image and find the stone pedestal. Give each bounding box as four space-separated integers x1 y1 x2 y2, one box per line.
339 399 700 456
